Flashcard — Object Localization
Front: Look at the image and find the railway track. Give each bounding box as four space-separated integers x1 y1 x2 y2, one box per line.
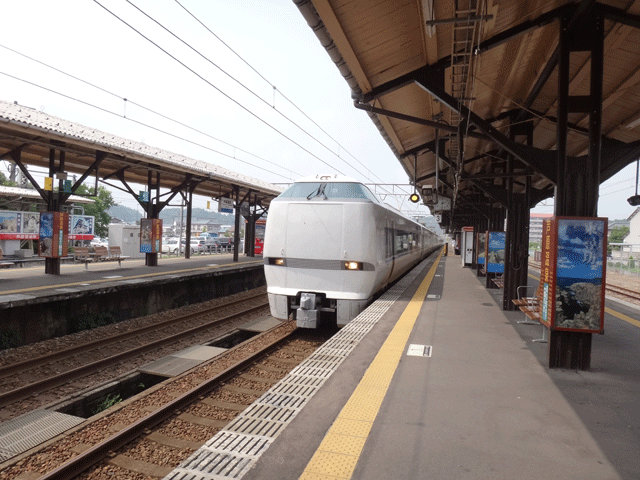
0 293 269 412
2 321 328 480
605 283 640 303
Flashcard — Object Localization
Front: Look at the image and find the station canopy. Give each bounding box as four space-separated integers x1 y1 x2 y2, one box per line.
295 0 640 228
0 100 282 212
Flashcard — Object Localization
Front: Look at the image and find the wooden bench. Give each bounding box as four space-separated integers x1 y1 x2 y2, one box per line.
108 246 130 267
92 246 110 261
491 275 504 289
512 282 543 325
0 247 15 268
73 247 94 269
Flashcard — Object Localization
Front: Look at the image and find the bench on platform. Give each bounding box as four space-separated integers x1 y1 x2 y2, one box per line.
73 247 94 269
108 246 130 267
512 282 543 326
491 275 504 289
92 246 110 261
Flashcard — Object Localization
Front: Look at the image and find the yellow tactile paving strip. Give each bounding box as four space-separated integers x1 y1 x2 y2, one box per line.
299 249 444 480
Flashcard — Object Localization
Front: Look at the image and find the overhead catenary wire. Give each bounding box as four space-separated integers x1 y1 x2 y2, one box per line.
0 43 300 180
172 0 386 186
0 71 287 179
93 0 346 176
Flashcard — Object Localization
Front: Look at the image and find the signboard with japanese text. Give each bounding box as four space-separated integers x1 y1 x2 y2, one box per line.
540 218 557 328
39 212 68 258
140 218 162 253
486 231 505 273
218 197 234 214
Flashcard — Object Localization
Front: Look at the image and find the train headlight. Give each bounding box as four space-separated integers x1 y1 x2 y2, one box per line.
344 261 362 271
269 258 285 266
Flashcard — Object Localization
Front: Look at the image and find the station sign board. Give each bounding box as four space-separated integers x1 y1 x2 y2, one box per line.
540 217 607 333
39 212 69 258
140 218 163 253
218 197 234 214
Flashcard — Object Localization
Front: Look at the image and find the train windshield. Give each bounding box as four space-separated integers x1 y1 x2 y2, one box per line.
277 182 379 202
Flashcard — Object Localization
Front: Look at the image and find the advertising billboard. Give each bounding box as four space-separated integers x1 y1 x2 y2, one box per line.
39 212 69 258
540 217 606 333
140 218 162 253
0 210 93 241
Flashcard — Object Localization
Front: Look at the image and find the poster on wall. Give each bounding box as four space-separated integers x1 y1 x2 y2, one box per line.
486 231 505 273
140 219 162 253
476 232 486 266
0 211 19 236
70 215 94 240
22 212 40 236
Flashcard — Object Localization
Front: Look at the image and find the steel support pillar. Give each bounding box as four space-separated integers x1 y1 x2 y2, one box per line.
45 145 61 275
550 10 604 370
503 121 532 310
145 171 160 266
233 186 241 262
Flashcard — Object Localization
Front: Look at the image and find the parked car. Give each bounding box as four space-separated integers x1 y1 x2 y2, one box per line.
90 237 108 247
162 238 180 254
215 237 234 252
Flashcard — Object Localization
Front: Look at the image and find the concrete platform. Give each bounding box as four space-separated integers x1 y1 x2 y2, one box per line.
163 251 640 480
0 254 266 346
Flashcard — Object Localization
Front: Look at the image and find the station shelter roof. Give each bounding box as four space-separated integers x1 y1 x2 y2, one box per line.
295 0 640 228
0 100 283 212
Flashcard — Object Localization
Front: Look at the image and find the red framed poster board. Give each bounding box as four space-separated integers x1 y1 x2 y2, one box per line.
540 217 607 333
140 219 163 253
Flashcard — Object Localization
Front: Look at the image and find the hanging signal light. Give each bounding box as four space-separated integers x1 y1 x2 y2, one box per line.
409 192 420 203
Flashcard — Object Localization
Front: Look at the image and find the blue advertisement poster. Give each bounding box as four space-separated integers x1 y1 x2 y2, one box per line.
554 218 605 332
486 231 505 273
39 212 54 256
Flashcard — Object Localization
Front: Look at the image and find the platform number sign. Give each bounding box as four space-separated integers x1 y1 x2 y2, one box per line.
435 214 442 223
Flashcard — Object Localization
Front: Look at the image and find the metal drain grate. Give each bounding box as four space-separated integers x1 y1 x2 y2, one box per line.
0 410 84 462
162 255 439 480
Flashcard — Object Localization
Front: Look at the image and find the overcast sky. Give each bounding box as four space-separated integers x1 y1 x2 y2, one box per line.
0 0 636 221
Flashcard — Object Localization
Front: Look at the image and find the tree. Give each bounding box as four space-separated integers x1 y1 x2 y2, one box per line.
0 170 17 187
74 184 116 238
609 226 629 243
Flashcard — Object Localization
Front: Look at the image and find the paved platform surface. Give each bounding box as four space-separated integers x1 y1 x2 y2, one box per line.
229 254 639 480
0 253 263 307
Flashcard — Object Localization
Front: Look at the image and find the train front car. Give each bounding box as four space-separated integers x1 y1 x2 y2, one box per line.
264 175 391 328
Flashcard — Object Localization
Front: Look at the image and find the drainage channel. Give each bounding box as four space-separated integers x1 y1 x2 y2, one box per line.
0 327 262 464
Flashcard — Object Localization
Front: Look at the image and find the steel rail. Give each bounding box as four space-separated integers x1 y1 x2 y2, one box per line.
38 327 299 480
0 301 269 407
0 292 266 379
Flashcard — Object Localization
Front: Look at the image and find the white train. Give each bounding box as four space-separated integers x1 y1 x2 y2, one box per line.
264 175 443 328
